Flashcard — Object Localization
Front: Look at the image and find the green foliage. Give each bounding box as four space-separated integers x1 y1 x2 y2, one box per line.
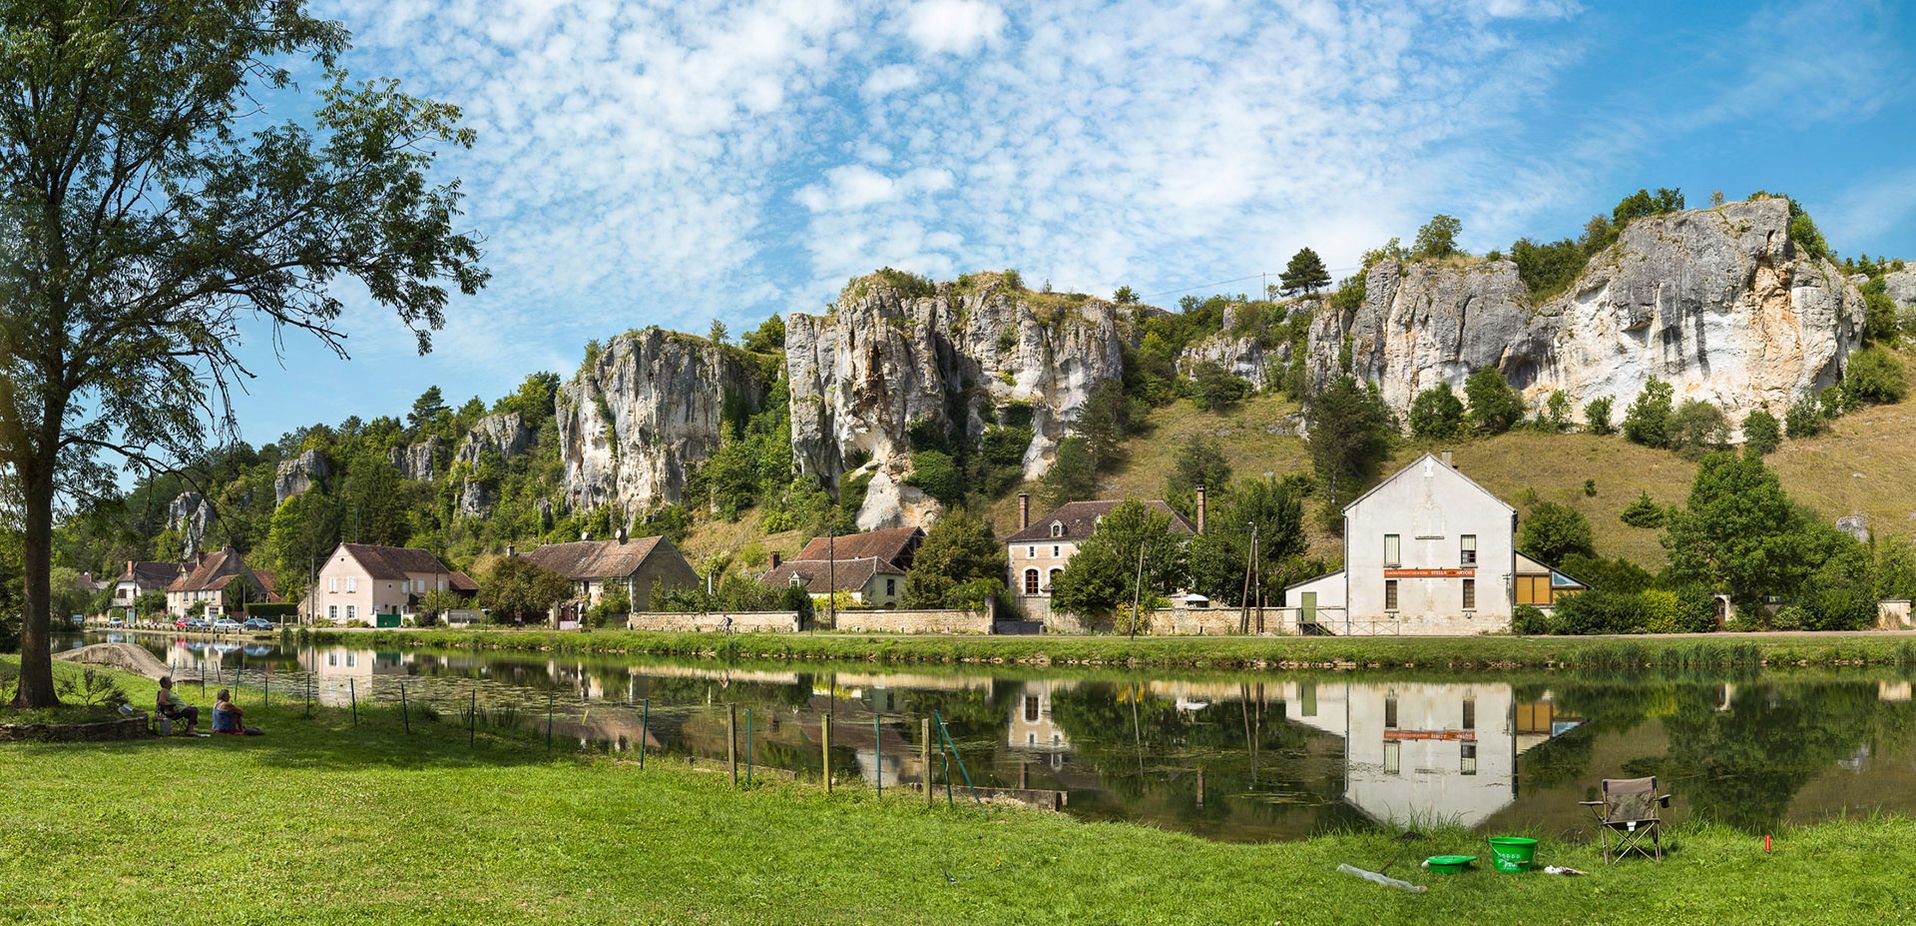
844 267 935 301
902 510 1007 611
1185 476 1308 607
1742 408 1782 455
1670 400 1730 459
1042 437 1098 508
585 587 631 629
651 576 811 621
1862 280 1900 343
478 558 572 623
1463 367 1523 435
1612 187 1685 226
1542 391 1573 432
684 378 789 521
1623 379 1675 448
1305 375 1396 532
1619 491 1667 529
1510 604 1550 635
1662 451 1833 609
1279 247 1332 295
1165 436 1232 522
741 314 786 353
1518 502 1594 564
707 319 729 345
409 387 451 435
1785 397 1827 438
1112 285 1139 304
1408 385 1465 440
905 450 964 505
1584 396 1615 435
1553 589 1647 634
1186 362 1252 411
1413 214 1462 259
132 591 168 617
1841 346 1906 406
1049 500 1186 617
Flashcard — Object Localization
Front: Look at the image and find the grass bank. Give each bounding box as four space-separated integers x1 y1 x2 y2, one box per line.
299 627 1916 671
3 659 1912 925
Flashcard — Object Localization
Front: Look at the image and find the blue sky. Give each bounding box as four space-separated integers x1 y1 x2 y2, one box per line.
224 0 1916 448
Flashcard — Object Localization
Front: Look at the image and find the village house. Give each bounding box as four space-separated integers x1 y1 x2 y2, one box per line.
1004 493 1199 601
311 543 479 626
165 546 278 618
110 561 180 615
518 532 700 612
1285 453 1586 635
761 526 924 608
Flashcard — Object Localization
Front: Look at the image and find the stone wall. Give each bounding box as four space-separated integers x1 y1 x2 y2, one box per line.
627 611 801 633
1878 599 1912 631
832 608 994 634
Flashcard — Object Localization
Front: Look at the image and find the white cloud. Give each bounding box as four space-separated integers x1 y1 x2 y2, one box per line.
862 63 922 97
902 0 1008 55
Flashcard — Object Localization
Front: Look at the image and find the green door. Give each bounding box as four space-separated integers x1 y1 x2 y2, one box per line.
1301 592 1316 623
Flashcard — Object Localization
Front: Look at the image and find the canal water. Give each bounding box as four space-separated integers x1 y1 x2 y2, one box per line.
63 631 1916 843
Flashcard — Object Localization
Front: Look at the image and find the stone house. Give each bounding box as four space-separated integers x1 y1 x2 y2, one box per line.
111 561 181 614
1285 453 1585 635
518 533 700 612
760 526 924 608
1004 494 1198 601
165 547 278 618
311 543 479 626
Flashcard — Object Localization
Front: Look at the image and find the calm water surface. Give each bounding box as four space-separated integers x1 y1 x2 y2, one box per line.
65 631 1916 843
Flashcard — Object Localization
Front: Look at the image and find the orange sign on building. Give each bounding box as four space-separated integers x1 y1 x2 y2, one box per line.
1382 568 1476 578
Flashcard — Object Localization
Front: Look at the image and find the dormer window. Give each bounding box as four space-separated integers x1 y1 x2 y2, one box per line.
1049 522 1064 539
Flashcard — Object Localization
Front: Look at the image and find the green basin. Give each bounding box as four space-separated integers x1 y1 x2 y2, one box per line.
1425 854 1475 873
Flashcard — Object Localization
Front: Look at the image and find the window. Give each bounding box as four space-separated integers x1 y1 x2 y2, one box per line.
1383 533 1401 567
1048 568 1062 589
1050 522 1064 539
1462 578 1476 610
1461 743 1478 776
1516 575 1552 606
1025 696 1040 723
1383 741 1401 776
327 651 338 667
328 605 338 621
1384 694 1399 729
1027 546 1035 558
345 605 356 622
1460 534 1477 565
885 578 896 596
328 577 338 593
1384 579 1399 611
1462 696 1476 731
1024 569 1040 595
346 577 356 593
1052 545 1060 557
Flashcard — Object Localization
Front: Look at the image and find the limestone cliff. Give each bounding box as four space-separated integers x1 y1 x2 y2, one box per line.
274 450 330 505
167 492 211 562
1307 198 1866 427
785 273 1131 530
555 327 768 516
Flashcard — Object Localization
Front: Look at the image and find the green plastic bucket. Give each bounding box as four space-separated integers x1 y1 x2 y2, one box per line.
1487 837 1537 873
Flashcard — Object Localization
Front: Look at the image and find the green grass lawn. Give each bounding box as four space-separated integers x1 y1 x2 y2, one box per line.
2 659 1912 924
312 626 1916 671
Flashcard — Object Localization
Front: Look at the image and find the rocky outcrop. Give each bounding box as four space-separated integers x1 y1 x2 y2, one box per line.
785 273 1131 529
389 437 442 480
1885 268 1916 314
167 492 211 561
1307 198 1866 430
274 449 330 505
555 327 768 515
457 479 490 519
1178 301 1305 392
455 412 530 466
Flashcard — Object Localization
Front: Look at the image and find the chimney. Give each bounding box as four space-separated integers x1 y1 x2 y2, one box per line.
1018 493 1030 530
506 544 516 558
1440 450 1454 467
1195 485 1207 534
769 551 782 569
126 560 135 578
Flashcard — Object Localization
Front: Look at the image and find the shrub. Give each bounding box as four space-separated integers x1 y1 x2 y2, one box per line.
1770 605 1809 631
1518 501 1594 563
1619 491 1666 528
905 450 963 504
1583 479 1597 497
1640 587 1716 634
1742 407 1781 455
1542 391 1572 432
1408 384 1465 440
1464 367 1523 435
1842 345 1907 406
1623 379 1674 447
1785 398 1826 438
1554 589 1647 634
1414 214 1462 259
1669 399 1729 458
1584 396 1614 435
1510 604 1551 635
1188 362 1252 411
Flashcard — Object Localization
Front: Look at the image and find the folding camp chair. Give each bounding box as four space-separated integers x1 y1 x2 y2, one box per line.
1579 776 1670 862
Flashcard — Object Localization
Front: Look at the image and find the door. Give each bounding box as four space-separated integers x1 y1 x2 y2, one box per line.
1301 592 1316 624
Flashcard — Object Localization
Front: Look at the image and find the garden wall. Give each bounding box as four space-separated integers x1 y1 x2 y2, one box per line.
627 611 801 633
831 608 994 634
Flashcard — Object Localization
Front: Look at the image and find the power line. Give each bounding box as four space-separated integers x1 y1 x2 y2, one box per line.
1136 265 1366 302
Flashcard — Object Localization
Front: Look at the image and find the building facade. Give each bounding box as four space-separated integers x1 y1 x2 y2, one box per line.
518 534 701 612
1004 495 1198 602
111 561 181 615
165 547 277 618
311 543 479 626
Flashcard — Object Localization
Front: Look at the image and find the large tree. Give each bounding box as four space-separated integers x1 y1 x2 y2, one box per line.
1186 476 1307 608
1662 451 1815 607
0 2 486 706
902 508 1006 611
1304 374 1395 531
1278 247 1331 296
1049 500 1185 619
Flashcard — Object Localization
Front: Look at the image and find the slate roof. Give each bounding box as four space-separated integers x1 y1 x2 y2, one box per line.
116 561 180 590
792 527 923 569
340 543 460 580
448 570 480 593
1003 499 1196 544
763 557 905 594
519 537 671 580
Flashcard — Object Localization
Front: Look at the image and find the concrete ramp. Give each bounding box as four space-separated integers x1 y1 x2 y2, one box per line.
55 643 177 681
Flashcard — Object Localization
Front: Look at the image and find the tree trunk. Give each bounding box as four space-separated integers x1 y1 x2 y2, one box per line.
13 461 59 708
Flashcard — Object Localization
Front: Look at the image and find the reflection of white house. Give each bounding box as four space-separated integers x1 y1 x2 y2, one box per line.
1280 681 1574 828
1286 454 1585 634
297 648 413 680
1008 680 1072 755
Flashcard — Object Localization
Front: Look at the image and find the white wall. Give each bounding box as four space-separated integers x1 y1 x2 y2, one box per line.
1344 456 1516 633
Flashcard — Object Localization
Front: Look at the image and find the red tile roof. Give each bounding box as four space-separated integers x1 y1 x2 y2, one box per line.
519 536 672 580
792 527 923 569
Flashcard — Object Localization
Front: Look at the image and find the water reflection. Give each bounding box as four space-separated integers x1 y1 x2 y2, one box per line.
64 632 1916 843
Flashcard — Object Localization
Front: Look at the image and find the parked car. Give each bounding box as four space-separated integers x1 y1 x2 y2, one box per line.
106 617 124 627
174 618 189 630
69 615 84 626
211 617 243 632
242 617 274 632
186 617 210 631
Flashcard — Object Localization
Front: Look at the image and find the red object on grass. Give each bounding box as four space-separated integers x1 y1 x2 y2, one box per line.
1763 835 1772 854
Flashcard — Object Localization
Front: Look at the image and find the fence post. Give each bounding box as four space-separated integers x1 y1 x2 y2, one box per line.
639 698 649 769
728 703 739 787
546 694 554 757
874 714 882 800
264 666 270 708
400 683 410 735
821 714 832 793
745 709 753 786
469 689 477 748
349 678 357 725
921 718 933 807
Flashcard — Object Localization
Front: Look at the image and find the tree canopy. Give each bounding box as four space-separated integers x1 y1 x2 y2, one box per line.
1278 247 1331 295
902 509 1006 611
1050 500 1185 618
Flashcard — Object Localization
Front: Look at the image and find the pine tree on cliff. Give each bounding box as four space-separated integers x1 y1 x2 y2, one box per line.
0 2 487 707
1279 247 1332 296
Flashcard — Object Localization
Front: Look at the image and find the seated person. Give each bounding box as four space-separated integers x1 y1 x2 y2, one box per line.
155 676 198 733
212 689 262 736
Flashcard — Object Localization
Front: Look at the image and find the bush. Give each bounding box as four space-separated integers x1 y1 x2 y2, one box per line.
1842 346 1907 406
1408 384 1465 440
1669 399 1729 458
905 450 964 504
1742 407 1781 455
1785 398 1827 438
1464 367 1523 435
1623 379 1674 447
1584 396 1614 435
1554 589 1647 634
1188 362 1252 411
1641 586 1715 634
1619 491 1666 528
1510 604 1551 635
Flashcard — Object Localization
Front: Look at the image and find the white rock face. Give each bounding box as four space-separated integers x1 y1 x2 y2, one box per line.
785 274 1130 529
555 327 767 516
388 437 441 481
167 492 211 562
1308 199 1866 430
1884 269 1916 314
274 450 330 505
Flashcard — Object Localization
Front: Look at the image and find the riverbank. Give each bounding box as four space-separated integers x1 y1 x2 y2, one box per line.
296 626 1916 670
2 658 1912 924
